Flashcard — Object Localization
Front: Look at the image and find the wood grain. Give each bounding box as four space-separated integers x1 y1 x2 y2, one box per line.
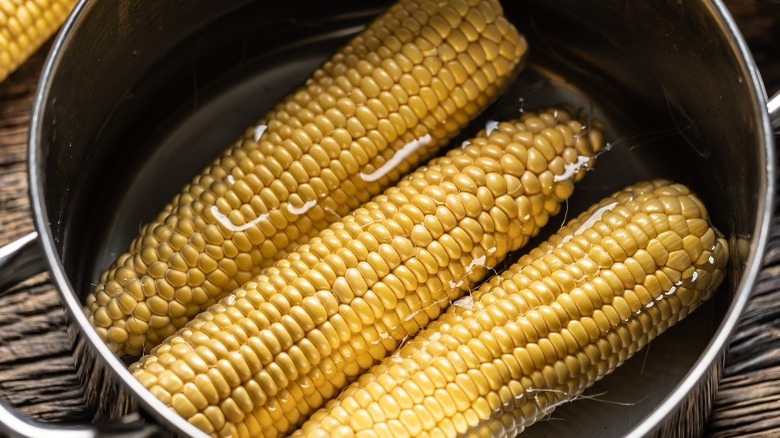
0 0 777 434
0 43 93 424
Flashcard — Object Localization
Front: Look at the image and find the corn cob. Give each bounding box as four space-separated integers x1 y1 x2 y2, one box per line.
86 0 529 357
0 0 76 82
129 108 603 437
296 180 729 438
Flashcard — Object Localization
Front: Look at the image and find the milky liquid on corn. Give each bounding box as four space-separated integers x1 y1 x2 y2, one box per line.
559 200 619 245
359 134 433 183
208 132 435 232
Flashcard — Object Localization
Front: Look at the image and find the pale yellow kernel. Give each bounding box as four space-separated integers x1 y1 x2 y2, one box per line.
520 171 541 195
667 249 693 272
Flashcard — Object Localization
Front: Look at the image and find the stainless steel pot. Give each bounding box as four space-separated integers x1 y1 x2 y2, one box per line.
0 0 778 436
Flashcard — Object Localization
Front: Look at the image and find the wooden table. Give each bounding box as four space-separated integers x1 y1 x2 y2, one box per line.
1 1 778 435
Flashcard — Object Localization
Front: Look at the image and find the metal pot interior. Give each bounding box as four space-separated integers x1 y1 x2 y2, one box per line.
34 0 768 435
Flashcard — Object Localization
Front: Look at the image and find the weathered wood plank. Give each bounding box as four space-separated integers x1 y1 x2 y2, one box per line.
0 43 94 423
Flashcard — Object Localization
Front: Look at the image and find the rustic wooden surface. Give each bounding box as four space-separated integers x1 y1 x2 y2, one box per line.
0 0 778 435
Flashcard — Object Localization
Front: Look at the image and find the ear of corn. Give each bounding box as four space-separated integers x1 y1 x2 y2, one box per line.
0 0 77 82
86 0 529 357
129 108 603 437
295 180 729 438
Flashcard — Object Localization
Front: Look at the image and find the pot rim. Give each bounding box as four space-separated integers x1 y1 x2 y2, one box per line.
26 0 776 436
623 1 776 434
27 1 216 435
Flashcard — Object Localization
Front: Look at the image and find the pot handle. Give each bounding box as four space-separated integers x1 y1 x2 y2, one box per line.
0 232 47 293
0 233 159 437
769 90 780 130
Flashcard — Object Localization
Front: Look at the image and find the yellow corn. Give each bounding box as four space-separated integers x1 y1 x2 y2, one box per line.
129 108 603 437
296 180 729 438
0 0 76 82
86 0 528 357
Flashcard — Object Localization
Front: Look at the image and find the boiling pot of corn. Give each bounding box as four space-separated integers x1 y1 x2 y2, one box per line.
0 0 777 436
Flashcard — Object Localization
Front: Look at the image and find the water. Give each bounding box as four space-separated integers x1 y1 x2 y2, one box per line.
74 2 730 436
559 201 619 245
